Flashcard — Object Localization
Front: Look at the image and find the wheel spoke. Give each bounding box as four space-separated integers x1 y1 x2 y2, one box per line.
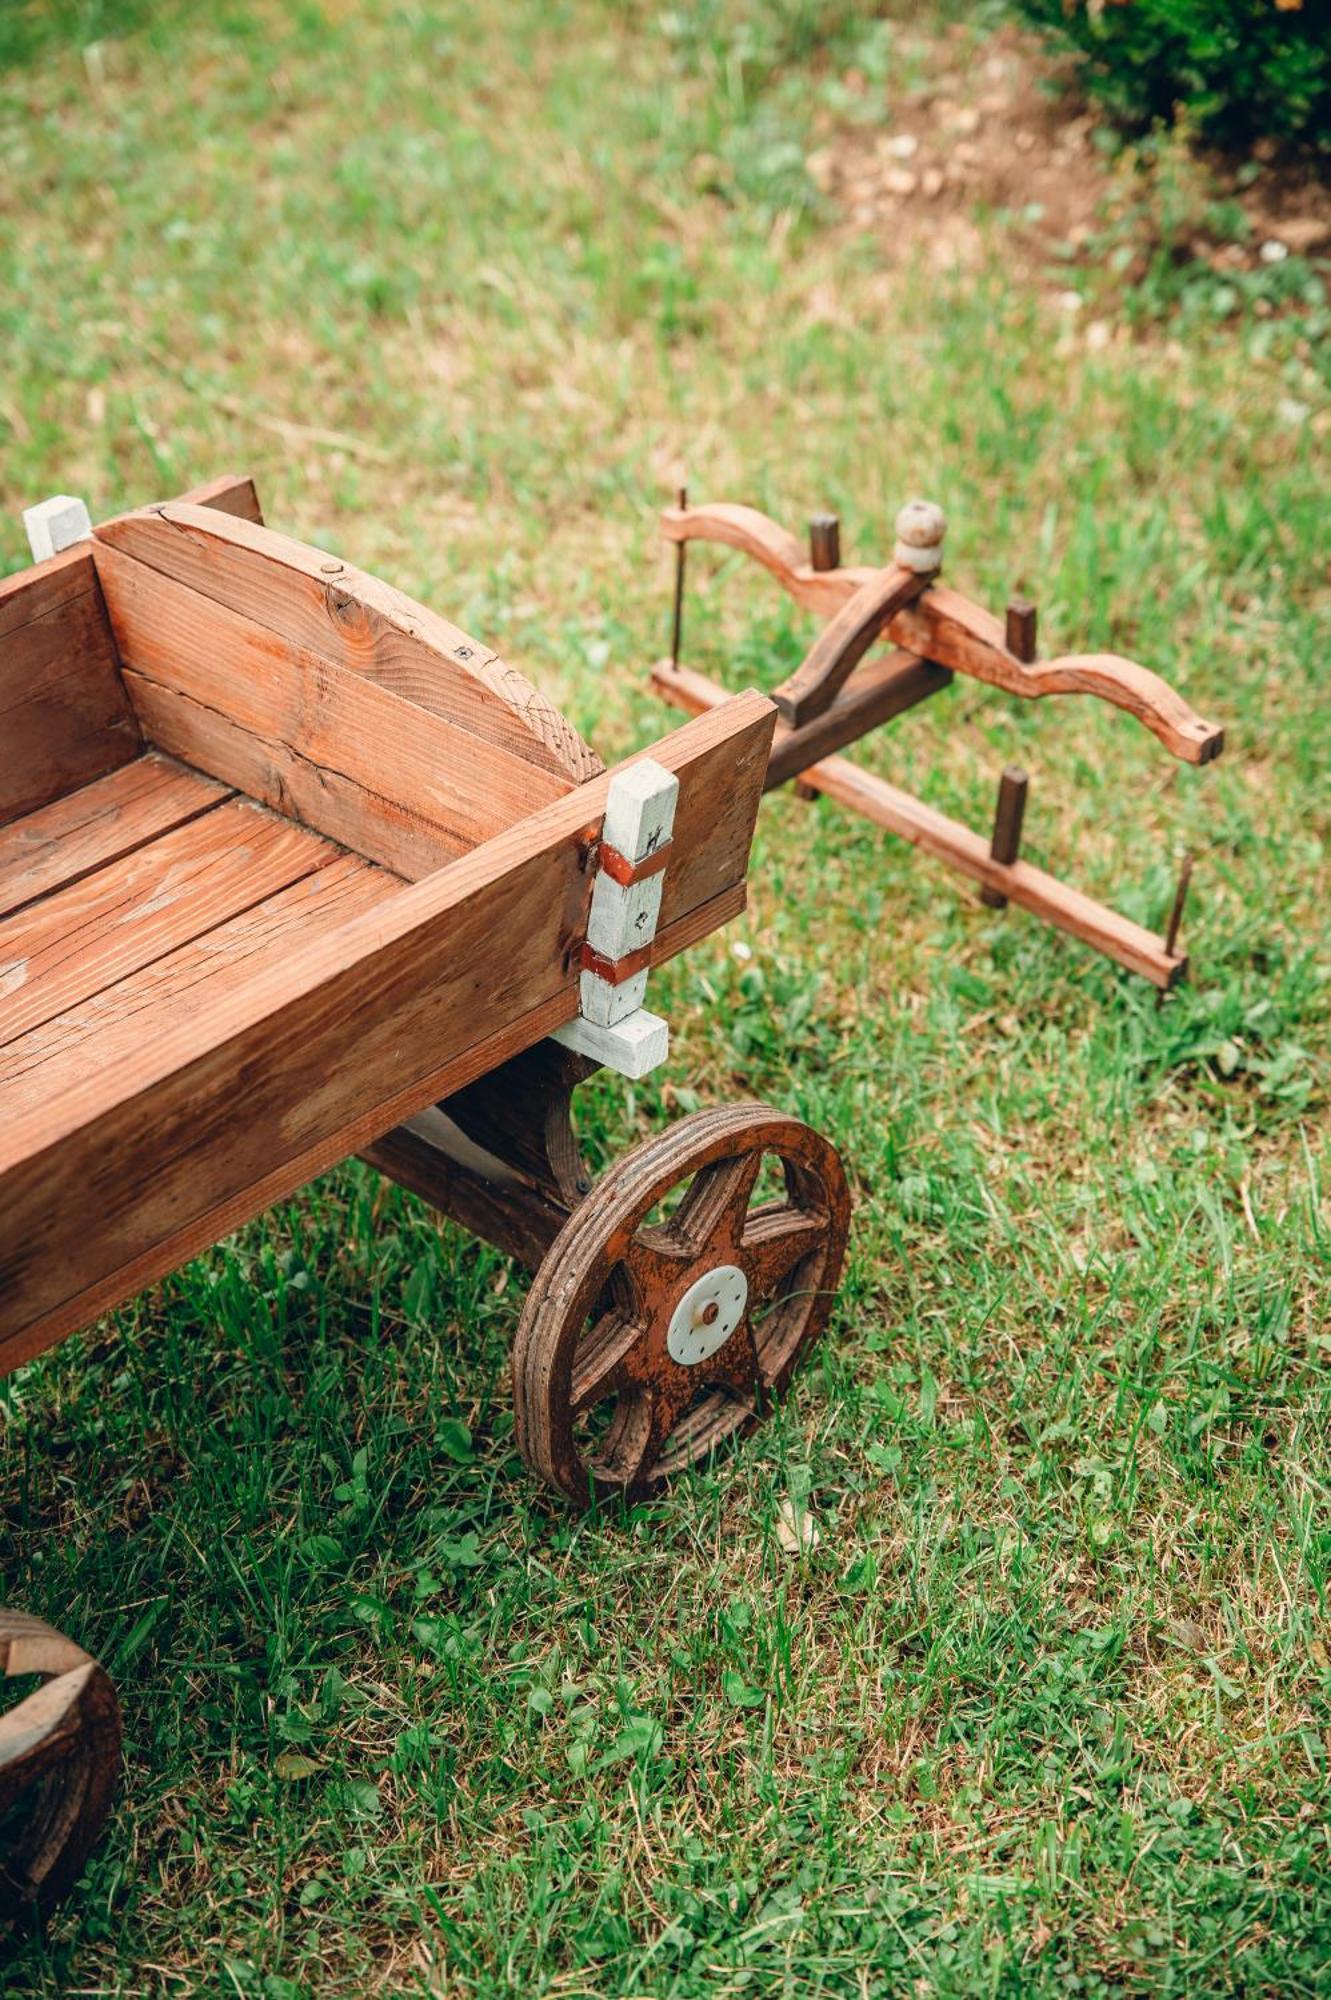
741 1205 826 1303
570 1308 645 1415
627 1377 694 1486
704 1316 763 1403
672 1146 765 1260
622 1231 695 1313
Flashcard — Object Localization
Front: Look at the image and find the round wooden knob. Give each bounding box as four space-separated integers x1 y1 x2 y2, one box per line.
894 499 946 574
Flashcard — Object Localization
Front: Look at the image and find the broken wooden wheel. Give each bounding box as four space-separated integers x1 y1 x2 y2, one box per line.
513 1102 850 1507
0 1610 121 1919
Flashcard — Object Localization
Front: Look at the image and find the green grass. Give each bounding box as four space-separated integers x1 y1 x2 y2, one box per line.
2 2 1329 1993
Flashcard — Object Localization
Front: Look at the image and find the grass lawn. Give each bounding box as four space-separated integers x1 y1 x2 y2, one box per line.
2 2 1329 1993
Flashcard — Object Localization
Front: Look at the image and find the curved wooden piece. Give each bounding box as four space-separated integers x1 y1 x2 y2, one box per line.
0 1609 121 1917
662 503 877 619
889 588 1224 766
662 503 1223 765
96 503 603 785
773 564 926 727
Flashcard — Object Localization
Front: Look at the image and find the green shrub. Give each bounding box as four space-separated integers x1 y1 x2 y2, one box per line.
1009 0 1331 149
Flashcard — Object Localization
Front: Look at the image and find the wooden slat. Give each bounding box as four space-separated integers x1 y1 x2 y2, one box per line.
651 650 950 789
0 549 140 827
798 753 1182 987
0 799 340 1046
0 694 774 1367
0 754 230 922
0 546 95 641
94 504 603 785
175 473 264 524
97 544 567 872
0 856 394 1116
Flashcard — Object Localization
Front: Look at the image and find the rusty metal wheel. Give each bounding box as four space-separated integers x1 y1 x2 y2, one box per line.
513 1102 850 1507
0 1610 121 1920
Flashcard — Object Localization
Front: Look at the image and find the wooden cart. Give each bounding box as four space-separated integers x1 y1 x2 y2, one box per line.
0 477 850 1915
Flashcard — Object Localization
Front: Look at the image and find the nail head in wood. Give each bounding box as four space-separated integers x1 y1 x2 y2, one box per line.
22 495 93 564
979 765 1029 909
893 499 946 575
1005 596 1038 663
809 512 841 572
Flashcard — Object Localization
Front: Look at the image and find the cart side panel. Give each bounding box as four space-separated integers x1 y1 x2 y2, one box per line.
94 504 603 786
0 549 141 827
92 542 570 874
0 695 774 1372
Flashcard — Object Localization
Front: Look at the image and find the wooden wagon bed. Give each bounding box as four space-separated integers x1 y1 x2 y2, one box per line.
1 475 863 1918
0 478 774 1376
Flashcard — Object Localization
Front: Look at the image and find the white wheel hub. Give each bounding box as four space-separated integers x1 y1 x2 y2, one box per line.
666 1263 748 1367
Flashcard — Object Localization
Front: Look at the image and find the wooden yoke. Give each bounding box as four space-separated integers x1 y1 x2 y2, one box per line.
654 494 1225 988
663 500 1223 765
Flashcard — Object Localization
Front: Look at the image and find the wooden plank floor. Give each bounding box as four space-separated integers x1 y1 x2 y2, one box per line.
0 751 401 1091
0 752 229 921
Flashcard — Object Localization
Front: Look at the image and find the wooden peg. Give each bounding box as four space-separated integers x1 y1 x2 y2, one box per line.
809 512 841 572
669 483 687 670
1005 596 1037 663
979 765 1029 909
1163 851 1193 959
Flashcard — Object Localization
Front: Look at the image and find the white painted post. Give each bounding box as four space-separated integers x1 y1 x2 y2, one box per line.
553 757 679 1079
22 495 93 563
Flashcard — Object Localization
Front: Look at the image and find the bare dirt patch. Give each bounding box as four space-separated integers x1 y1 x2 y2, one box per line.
806 23 1331 292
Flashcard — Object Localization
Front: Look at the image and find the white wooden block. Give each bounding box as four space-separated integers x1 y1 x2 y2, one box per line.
552 1008 669 1078
22 495 92 564
602 758 678 864
579 965 649 1028
586 869 665 961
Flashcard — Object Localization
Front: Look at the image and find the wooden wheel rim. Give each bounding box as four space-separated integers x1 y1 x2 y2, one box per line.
513 1102 850 1507
0 1610 121 1919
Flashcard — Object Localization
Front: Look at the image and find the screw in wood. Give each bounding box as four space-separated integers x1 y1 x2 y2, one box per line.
979 765 1029 910
670 483 688 669
809 512 841 572
1005 596 1038 663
